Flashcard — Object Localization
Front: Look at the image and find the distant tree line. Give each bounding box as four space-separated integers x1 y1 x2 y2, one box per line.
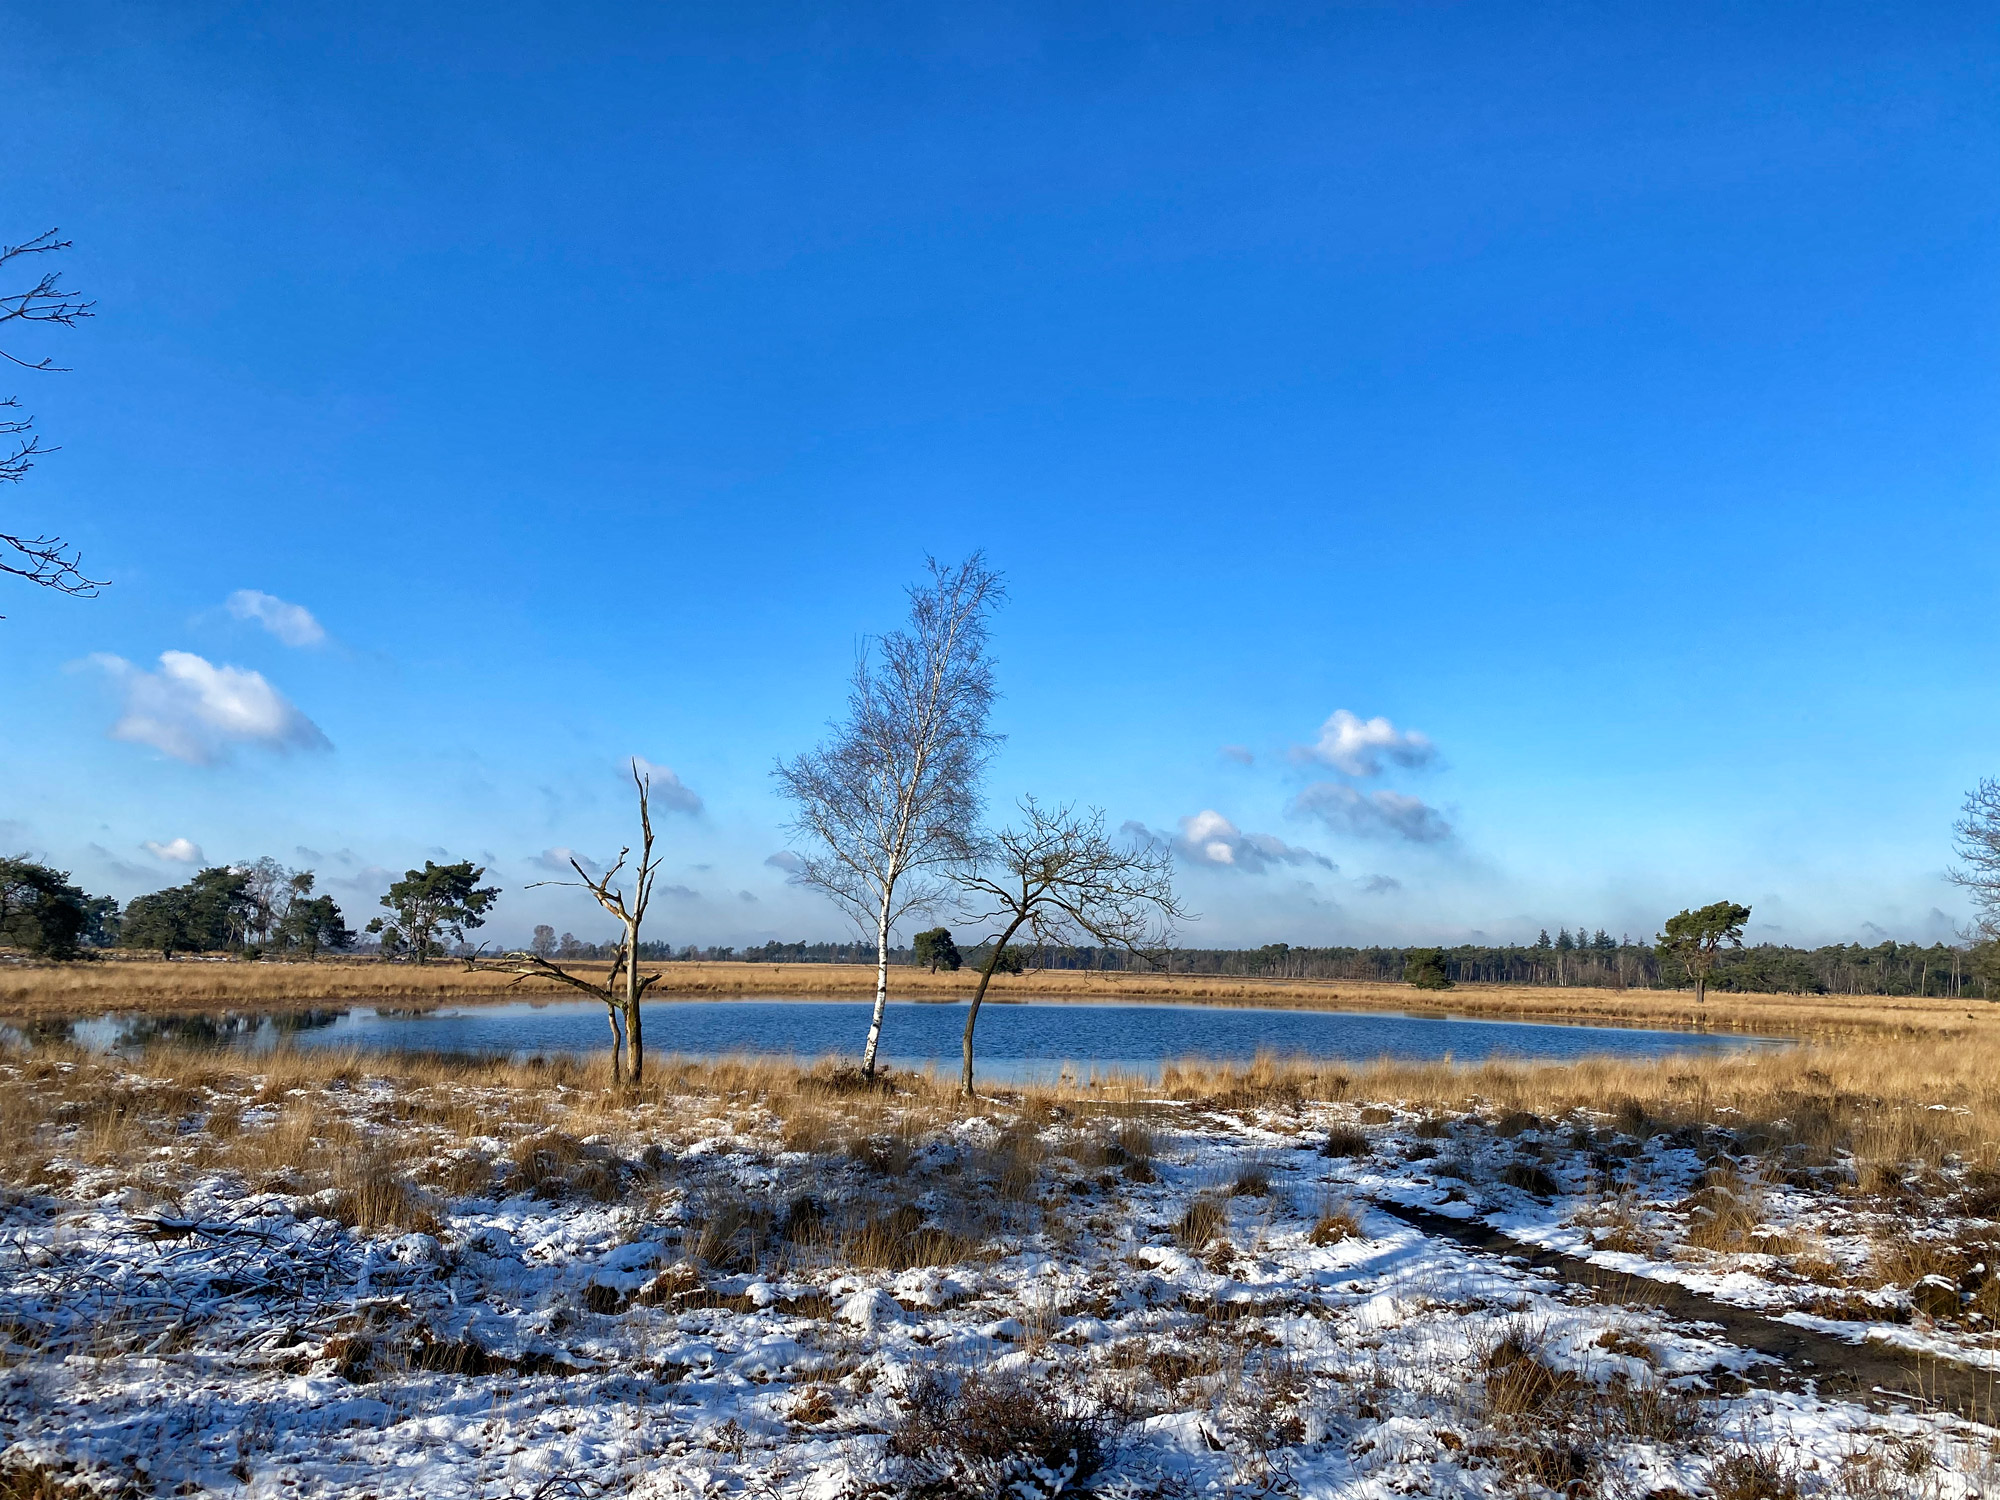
0 853 502 964
526 925 1992 999
1065 932 1992 999
6 846 1992 1002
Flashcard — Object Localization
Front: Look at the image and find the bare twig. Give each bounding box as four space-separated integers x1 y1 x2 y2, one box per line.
774 555 1004 1077
488 762 663 1086
2 228 102 611
952 798 1190 1096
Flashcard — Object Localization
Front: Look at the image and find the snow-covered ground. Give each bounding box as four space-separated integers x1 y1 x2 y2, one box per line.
3 1052 1997 1498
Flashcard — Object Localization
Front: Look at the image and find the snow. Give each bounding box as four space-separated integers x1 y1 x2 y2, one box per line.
5 1059 2000 1496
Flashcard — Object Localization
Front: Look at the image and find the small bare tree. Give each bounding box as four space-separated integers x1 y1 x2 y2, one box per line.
501 761 663 1086
775 555 1003 1079
3 229 102 608
954 799 1189 1097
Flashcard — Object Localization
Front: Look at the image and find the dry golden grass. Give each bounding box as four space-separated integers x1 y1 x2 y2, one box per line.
12 1024 2000 1174
1153 1039 2000 1181
5 953 1992 1039
11 1022 2000 1286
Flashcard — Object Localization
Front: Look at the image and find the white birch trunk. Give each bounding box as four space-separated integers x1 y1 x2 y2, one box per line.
860 892 893 1078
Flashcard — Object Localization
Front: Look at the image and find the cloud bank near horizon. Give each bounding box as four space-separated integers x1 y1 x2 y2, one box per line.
1123 810 1334 874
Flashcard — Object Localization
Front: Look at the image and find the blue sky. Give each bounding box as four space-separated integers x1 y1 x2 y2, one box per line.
2 2 1994 950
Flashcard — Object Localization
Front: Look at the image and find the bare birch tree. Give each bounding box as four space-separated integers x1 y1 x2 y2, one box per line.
1953 779 2000 942
500 761 663 1087
775 554 1003 1079
954 799 1188 1097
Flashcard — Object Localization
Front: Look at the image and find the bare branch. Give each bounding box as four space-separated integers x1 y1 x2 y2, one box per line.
2 228 101 612
951 796 1191 1094
511 761 665 1086
1953 778 2000 942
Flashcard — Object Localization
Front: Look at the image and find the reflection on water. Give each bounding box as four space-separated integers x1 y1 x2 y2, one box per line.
64 1009 349 1053
27 996 1780 1084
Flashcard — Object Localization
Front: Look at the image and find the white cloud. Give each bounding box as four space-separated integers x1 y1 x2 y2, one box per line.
142 837 204 864
93 651 330 764
1294 709 1436 777
631 758 702 813
1125 811 1334 874
1359 874 1402 894
1220 744 1254 766
226 589 327 648
765 850 804 873
1293 782 1452 843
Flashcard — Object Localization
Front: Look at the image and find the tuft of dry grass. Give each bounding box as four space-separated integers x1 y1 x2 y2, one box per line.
1482 1325 1584 1424
1321 1126 1372 1159
327 1150 441 1235
1308 1201 1365 1246
1680 1164 1769 1253
1707 1450 1802 1500
1175 1195 1227 1251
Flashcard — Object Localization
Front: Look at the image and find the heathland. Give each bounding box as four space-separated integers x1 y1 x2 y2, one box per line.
7 986 2000 1495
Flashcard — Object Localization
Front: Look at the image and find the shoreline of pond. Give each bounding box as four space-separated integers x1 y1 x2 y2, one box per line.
22 996 1789 1083
0 977 1846 1043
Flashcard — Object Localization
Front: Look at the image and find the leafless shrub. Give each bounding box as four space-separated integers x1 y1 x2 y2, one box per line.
884 1367 1113 1499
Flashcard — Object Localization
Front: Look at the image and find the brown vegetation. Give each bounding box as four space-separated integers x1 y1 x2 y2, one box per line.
7 953 1995 1039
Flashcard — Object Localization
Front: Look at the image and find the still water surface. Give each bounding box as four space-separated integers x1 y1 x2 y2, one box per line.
60 997 1775 1082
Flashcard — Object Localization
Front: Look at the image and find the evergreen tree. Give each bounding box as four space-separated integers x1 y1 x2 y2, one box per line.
1403 947 1453 990
913 926 963 973
0 856 103 959
373 860 499 964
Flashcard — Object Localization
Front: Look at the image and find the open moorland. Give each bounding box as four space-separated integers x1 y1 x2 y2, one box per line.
6 1027 2000 1496
2 955 1991 1041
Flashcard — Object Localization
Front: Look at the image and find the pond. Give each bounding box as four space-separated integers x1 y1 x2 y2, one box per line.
45 997 1778 1082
